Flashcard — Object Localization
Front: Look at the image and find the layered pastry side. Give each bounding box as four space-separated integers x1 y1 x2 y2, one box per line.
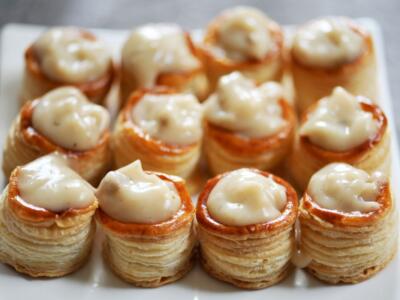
2 86 112 185
0 154 97 277
196 168 298 289
199 6 284 91
203 72 295 175
288 86 389 191
298 163 398 283
21 27 114 105
120 23 209 106
112 87 203 179
96 160 196 287
290 17 377 114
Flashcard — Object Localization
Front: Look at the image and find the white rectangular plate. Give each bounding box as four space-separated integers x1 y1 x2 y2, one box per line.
0 20 399 300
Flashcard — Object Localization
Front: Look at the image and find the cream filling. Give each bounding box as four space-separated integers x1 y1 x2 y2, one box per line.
33 27 111 83
32 87 110 151
300 87 379 151
292 17 365 68
17 155 95 212
96 160 181 224
308 163 384 213
212 6 274 61
204 72 286 137
207 169 287 226
122 23 200 87
132 93 203 145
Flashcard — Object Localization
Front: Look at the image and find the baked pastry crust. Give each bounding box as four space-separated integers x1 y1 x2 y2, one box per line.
97 173 196 287
204 98 296 175
0 168 97 277
288 100 389 191
196 169 298 289
299 182 398 284
2 98 112 186
21 30 115 105
120 32 209 107
199 13 284 92
112 87 202 179
291 21 377 115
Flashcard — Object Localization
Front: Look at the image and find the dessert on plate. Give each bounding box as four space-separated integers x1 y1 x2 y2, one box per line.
0 155 97 277
120 23 209 106
291 17 377 114
203 72 296 175
96 160 196 287
2 86 112 185
288 87 389 191
298 163 397 283
21 27 114 105
199 6 284 91
196 168 298 289
112 87 203 179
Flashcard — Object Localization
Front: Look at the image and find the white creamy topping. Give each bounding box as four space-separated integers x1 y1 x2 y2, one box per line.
17 155 95 212
212 6 274 61
204 72 286 137
308 163 384 213
300 87 378 151
132 93 203 145
33 27 111 83
96 160 181 224
122 23 200 87
32 87 110 151
292 17 365 68
207 169 287 226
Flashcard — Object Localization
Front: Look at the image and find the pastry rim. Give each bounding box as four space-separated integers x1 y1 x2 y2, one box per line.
299 98 387 160
120 86 201 156
301 181 392 227
196 168 298 235
200 10 284 68
96 172 195 236
204 98 296 155
25 28 115 95
291 17 374 72
6 167 98 224
19 97 110 158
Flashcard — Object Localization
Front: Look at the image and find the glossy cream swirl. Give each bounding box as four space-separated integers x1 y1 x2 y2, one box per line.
96 160 181 224
122 23 200 87
204 72 286 137
300 87 379 151
132 93 203 145
17 155 95 212
212 6 275 61
33 27 111 83
292 17 365 68
32 87 110 151
308 163 384 213
207 169 287 226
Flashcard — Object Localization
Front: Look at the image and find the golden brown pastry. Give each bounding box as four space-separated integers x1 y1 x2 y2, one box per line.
199 6 284 92
120 23 209 107
0 155 97 277
112 87 203 179
196 168 298 289
298 163 398 284
291 17 377 114
288 87 389 191
2 87 112 185
96 160 196 287
21 27 114 105
203 72 296 175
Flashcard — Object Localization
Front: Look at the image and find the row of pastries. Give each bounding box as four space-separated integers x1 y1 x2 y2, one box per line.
0 155 396 287
0 5 397 290
19 6 376 111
